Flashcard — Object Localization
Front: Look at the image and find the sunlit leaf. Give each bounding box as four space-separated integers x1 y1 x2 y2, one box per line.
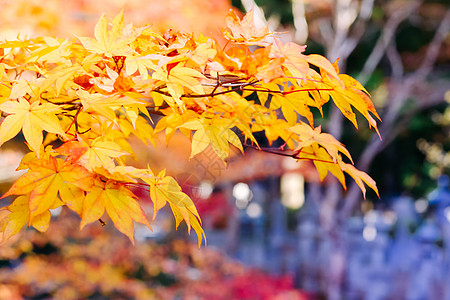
80 179 151 244
1 156 92 223
0 99 67 155
144 171 205 247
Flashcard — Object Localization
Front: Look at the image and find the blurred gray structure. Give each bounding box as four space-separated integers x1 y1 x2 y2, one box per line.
202 175 450 300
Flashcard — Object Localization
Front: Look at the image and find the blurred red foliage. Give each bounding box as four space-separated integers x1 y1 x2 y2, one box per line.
0 211 307 299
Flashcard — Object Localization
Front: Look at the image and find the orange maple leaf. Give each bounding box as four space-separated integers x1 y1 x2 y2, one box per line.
80 179 151 244
223 8 271 45
1 156 93 223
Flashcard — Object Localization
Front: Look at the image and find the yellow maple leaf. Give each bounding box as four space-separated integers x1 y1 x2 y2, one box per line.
307 145 347 188
0 98 67 155
297 144 378 198
271 92 314 126
152 64 206 109
306 54 342 83
77 90 141 123
38 65 82 96
181 117 243 163
77 10 143 57
0 195 52 242
125 55 159 79
143 171 205 247
27 37 72 64
336 74 381 134
68 135 129 172
338 160 379 198
290 122 352 163
253 113 294 147
80 179 151 244
117 115 155 146
1 156 93 224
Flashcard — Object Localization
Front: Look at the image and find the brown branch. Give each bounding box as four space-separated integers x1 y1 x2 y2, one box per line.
65 105 82 134
386 42 404 79
411 9 450 82
0 82 11 89
243 87 334 95
147 109 166 116
358 0 423 84
243 142 337 164
152 80 258 99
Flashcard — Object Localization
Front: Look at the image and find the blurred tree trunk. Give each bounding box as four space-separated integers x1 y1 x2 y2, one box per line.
239 1 449 297
341 8 450 219
239 0 449 220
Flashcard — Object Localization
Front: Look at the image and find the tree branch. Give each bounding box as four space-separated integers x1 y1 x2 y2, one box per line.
358 0 422 84
340 9 450 219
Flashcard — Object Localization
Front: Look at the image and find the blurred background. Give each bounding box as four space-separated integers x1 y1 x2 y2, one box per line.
0 0 449 299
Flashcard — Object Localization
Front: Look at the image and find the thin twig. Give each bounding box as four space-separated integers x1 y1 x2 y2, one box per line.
243 142 337 164
358 0 422 84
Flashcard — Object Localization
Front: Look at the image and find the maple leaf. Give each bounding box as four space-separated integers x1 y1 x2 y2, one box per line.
310 145 347 188
154 110 200 143
306 54 341 83
27 37 72 64
0 195 52 242
125 55 159 80
57 135 129 172
270 37 309 83
152 64 206 109
0 10 383 244
297 144 378 198
253 113 294 148
77 10 143 57
55 140 89 164
181 117 243 163
339 160 379 198
143 170 205 247
293 133 378 198
337 74 381 134
271 92 314 126
77 90 141 123
38 65 82 96
223 8 270 45
118 115 155 145
80 179 151 244
1 156 93 223
290 122 352 163
8 79 39 101
0 99 67 155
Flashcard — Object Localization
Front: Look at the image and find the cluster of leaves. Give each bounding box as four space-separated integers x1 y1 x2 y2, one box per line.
0 9 380 245
0 213 306 299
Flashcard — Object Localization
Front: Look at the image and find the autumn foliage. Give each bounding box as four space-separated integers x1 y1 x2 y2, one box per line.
0 10 380 245
0 215 306 299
